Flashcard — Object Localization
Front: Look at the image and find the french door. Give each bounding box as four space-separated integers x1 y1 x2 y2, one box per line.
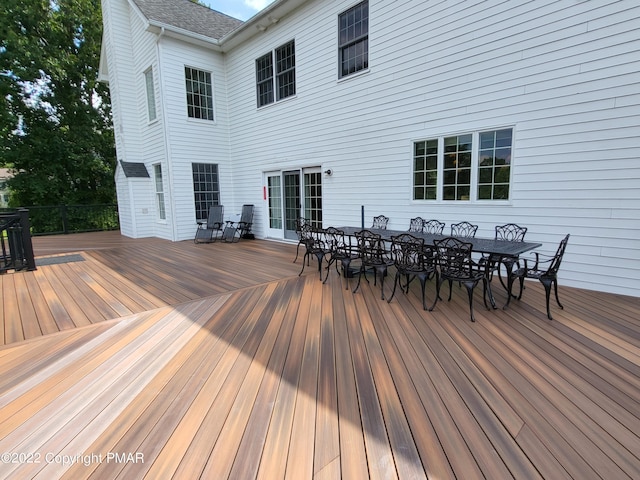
265 167 322 240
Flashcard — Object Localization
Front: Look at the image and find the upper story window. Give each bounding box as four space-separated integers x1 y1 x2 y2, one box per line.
185 67 214 120
256 40 296 108
144 67 157 122
413 128 513 201
339 1 369 78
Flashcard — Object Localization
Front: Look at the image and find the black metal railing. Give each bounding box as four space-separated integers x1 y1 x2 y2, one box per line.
16 204 120 236
0 209 36 273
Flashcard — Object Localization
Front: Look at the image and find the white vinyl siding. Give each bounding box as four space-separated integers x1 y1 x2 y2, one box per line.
222 0 640 296
106 0 640 297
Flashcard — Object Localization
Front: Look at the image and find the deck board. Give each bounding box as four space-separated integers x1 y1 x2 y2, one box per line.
0 231 637 479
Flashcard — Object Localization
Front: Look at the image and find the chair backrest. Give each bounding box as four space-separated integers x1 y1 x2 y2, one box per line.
408 217 425 232
433 236 474 277
451 221 478 237
390 233 426 271
323 226 344 250
240 204 254 224
547 234 570 276
355 229 385 263
207 205 224 228
371 215 389 229
423 219 445 234
495 223 527 242
295 217 310 238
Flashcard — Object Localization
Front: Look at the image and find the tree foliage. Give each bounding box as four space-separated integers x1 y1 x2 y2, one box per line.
0 0 115 206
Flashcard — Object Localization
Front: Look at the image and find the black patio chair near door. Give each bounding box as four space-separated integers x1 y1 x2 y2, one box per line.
432 237 489 322
293 217 312 263
194 205 224 244
237 204 254 239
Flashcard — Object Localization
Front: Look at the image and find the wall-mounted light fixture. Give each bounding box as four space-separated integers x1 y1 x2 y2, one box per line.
324 169 333 176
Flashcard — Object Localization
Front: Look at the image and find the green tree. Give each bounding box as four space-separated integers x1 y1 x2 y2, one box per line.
0 0 115 207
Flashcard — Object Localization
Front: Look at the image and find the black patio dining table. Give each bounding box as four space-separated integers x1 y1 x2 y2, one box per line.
338 226 542 309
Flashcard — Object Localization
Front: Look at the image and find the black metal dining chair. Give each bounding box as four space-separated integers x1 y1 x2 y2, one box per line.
423 219 445 234
371 215 389 230
482 223 528 293
293 217 311 263
322 227 360 290
432 237 489 322
387 233 438 310
298 225 330 280
353 229 393 299
450 221 478 237
408 217 425 232
508 234 570 320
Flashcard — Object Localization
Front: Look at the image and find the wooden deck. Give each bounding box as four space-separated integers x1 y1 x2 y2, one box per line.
0 231 638 479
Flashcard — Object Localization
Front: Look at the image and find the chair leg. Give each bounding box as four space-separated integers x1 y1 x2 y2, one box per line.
463 281 477 323
387 272 400 304
553 278 564 310
429 277 444 311
540 276 562 320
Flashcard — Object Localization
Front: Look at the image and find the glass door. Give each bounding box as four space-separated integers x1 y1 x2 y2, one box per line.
283 170 301 240
265 168 322 240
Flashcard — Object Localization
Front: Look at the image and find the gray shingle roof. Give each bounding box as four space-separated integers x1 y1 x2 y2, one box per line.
120 161 150 178
132 0 244 40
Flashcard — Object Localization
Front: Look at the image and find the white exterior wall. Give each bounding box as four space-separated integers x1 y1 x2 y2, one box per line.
102 0 158 237
223 0 640 296
157 38 233 241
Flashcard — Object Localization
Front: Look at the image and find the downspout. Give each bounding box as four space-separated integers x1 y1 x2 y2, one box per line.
156 27 178 241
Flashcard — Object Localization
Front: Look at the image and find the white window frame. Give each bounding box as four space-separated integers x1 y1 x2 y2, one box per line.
184 66 214 121
338 1 369 79
255 39 296 108
413 127 514 203
144 67 157 122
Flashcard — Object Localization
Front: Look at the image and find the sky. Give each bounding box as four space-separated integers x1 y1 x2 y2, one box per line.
199 0 276 21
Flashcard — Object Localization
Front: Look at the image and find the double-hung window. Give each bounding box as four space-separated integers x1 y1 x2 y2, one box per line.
185 66 214 120
192 163 220 222
256 40 296 108
413 128 513 201
144 67 157 122
339 1 369 78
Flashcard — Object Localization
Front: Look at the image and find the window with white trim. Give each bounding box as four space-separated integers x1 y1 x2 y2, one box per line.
185 67 214 120
256 40 296 108
144 67 156 122
413 128 513 201
192 163 220 222
153 164 166 220
339 1 369 78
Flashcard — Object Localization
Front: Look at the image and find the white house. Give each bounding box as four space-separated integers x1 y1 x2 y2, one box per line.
99 0 640 297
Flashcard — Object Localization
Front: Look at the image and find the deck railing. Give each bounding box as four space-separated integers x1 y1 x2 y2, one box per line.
0 209 36 273
1 204 120 236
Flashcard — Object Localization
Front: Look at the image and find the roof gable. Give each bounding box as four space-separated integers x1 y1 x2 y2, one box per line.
131 0 244 40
